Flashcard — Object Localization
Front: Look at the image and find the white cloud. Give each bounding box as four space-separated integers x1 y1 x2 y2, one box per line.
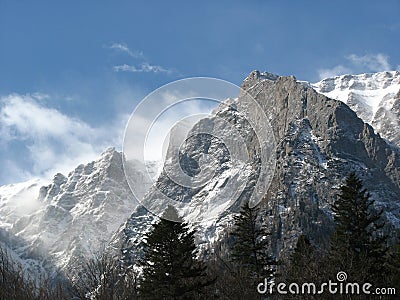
113 64 140 72
1 94 92 139
109 42 143 58
140 62 172 73
143 100 217 162
113 63 173 74
346 53 391 72
123 85 219 164
0 93 127 184
317 65 352 80
108 41 175 75
317 53 395 80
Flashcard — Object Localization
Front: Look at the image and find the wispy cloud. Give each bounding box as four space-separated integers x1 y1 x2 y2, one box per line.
107 41 175 75
317 65 353 80
0 93 127 184
108 42 143 58
317 53 395 80
346 53 391 72
113 62 173 74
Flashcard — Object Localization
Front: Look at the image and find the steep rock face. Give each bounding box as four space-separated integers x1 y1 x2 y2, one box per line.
0 148 139 277
121 71 400 261
313 71 400 147
1 71 399 276
242 71 400 253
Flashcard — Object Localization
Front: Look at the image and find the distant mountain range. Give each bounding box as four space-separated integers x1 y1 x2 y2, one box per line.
313 71 400 147
1 70 399 278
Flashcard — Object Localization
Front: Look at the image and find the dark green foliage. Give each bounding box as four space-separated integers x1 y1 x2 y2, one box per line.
139 206 212 299
204 254 262 300
281 234 325 299
329 172 388 285
3 171 400 299
230 201 275 284
285 235 321 284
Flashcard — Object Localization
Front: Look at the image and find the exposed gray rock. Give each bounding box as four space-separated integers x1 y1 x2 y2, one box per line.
313 71 400 148
121 70 400 262
1 70 400 278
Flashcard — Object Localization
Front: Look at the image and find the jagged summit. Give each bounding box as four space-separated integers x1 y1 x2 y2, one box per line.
120 70 400 263
313 71 400 146
0 147 139 277
248 69 400 147
245 70 281 82
1 70 400 280
316 71 399 91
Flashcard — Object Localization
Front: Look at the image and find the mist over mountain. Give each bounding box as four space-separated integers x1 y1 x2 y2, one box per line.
0 148 141 277
1 70 399 280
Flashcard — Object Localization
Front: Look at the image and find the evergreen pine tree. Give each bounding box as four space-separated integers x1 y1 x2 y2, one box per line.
329 172 388 284
285 234 319 284
230 201 275 284
139 206 212 299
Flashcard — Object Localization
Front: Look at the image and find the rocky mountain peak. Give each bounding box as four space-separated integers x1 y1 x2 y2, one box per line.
2 70 400 281
120 70 400 262
0 147 139 278
243 71 398 165
243 70 280 85
313 71 400 147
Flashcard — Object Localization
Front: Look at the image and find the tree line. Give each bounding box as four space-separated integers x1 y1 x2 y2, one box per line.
0 172 399 299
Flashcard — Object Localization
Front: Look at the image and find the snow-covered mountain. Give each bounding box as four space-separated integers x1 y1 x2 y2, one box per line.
0 178 47 229
313 71 400 147
0 148 142 277
120 71 400 263
1 70 400 279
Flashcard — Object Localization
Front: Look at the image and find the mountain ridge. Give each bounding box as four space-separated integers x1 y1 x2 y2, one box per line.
0 147 139 277
120 70 400 262
1 70 399 278
312 70 400 147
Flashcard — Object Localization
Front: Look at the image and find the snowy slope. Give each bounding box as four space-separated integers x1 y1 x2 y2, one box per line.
313 71 400 146
0 178 47 228
120 71 400 264
0 148 148 278
1 70 400 280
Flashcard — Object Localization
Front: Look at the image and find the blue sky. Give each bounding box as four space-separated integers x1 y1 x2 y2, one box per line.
0 0 399 184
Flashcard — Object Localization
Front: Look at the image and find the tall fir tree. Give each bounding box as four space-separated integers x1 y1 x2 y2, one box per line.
285 234 320 284
230 201 275 284
139 206 212 299
329 172 388 285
